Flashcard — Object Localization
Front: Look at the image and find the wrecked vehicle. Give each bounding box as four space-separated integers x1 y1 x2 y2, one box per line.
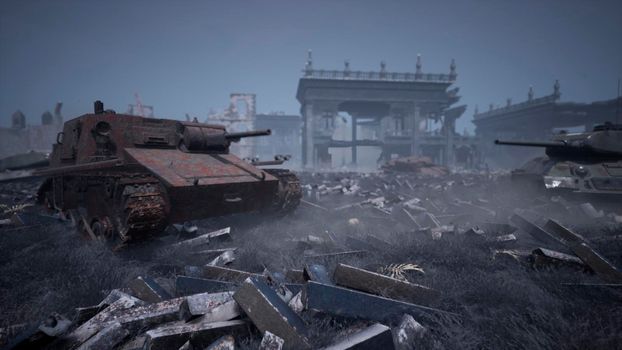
35 101 301 243
495 122 622 196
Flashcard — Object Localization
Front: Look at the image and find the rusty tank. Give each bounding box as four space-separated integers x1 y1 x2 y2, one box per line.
494 122 622 196
35 101 301 242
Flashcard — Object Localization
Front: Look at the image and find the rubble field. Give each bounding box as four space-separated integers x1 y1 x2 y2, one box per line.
1 171 621 350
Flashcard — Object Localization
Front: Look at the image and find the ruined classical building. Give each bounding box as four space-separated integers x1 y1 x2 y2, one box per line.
0 103 63 158
206 93 257 159
296 51 471 169
473 81 622 167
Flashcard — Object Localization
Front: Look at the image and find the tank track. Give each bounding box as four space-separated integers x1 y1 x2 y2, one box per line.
265 169 302 213
115 180 168 242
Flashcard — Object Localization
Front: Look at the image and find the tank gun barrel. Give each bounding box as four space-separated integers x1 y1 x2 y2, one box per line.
225 129 271 142
494 140 568 148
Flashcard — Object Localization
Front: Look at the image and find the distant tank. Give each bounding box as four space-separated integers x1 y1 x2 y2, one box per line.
35 101 301 243
494 122 622 196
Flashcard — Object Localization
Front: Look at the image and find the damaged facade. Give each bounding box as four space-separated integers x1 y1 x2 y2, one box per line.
296 51 477 169
0 103 63 158
206 93 258 160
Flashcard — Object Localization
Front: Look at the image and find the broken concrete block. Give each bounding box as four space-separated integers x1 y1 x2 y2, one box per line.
99 289 141 306
118 336 146 350
571 243 622 283
128 276 172 303
74 305 103 325
207 250 236 267
579 202 604 219
6 314 72 350
531 248 586 270
38 313 72 337
192 299 241 325
176 276 236 296
205 335 235 350
304 281 451 323
393 314 426 350
178 340 193 350
260 331 285 350
285 269 305 284
65 294 143 345
333 264 439 305
493 249 532 265
233 277 310 349
489 233 517 247
144 319 247 350
510 213 563 247
464 227 486 241
69 293 230 347
542 220 622 283
287 292 304 313
199 265 260 282
172 227 231 248
178 292 235 321
76 321 129 350
303 264 333 285
324 323 395 350
543 219 588 246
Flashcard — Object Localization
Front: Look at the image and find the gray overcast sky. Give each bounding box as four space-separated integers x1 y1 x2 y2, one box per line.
1 0 621 132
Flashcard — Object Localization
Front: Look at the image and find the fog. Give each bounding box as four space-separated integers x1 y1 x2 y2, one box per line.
1 0 621 134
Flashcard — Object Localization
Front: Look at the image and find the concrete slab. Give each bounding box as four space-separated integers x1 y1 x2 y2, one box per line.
333 264 439 305
233 277 310 349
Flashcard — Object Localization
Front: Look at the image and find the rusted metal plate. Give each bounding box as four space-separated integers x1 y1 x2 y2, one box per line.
124 148 277 187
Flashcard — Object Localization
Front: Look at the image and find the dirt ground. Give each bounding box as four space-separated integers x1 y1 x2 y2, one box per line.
1 173 621 349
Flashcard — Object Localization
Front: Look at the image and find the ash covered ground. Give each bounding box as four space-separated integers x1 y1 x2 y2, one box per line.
1 171 621 349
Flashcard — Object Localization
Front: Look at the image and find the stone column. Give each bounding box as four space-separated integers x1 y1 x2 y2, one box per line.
303 103 315 168
351 115 358 165
410 104 421 156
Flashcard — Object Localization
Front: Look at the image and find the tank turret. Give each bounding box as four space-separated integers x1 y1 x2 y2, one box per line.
35 102 301 244
494 123 622 195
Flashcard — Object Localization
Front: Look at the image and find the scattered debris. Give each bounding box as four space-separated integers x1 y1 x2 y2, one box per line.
233 277 310 349
259 331 285 350
333 263 439 305
393 314 427 350
303 281 453 323
128 276 172 303
323 323 394 350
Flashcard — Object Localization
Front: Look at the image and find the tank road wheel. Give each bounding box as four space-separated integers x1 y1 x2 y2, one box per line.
265 169 302 213
90 217 114 242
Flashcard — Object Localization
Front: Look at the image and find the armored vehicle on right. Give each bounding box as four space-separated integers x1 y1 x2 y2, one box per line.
495 122 622 196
